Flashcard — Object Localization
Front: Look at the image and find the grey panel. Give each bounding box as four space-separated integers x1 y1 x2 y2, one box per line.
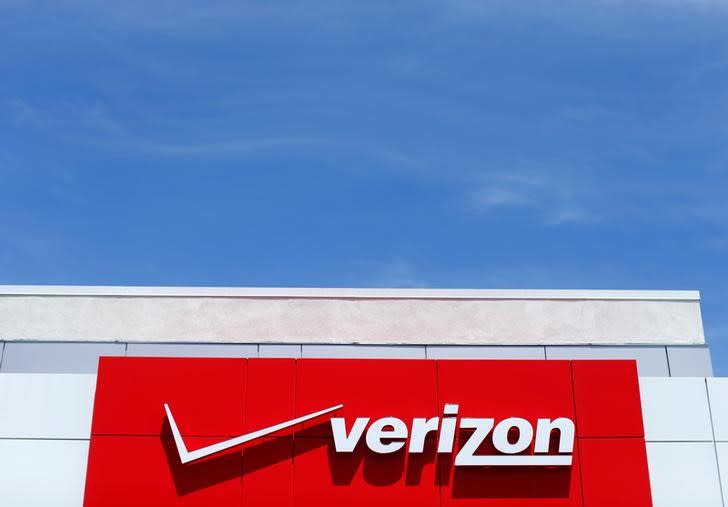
0 439 89 507
259 344 302 358
426 346 545 359
126 343 258 357
0 374 96 439
0 341 4 369
301 344 426 359
0 342 125 373
717 443 728 505
545 346 669 376
707 378 728 442
667 346 714 377
646 442 724 507
639 377 713 442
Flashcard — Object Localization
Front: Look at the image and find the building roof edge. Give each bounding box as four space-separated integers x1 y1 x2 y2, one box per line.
0 285 702 301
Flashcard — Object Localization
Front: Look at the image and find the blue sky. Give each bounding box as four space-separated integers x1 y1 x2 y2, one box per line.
1 2 727 373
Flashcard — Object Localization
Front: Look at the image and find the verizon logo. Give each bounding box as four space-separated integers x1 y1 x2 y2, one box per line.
166 403 574 466
331 404 574 466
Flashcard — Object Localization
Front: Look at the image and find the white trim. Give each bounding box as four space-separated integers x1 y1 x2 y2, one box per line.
0 286 701 301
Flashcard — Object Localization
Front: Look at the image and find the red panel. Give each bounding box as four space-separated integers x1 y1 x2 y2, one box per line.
292 437 439 507
83 436 242 507
572 360 644 438
296 359 438 437
439 438 583 507
579 438 652 507
245 359 296 433
91 357 246 437
84 357 653 507
437 361 582 506
437 360 576 423
242 438 293 507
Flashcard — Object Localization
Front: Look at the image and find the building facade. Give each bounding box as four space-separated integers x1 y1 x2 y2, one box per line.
0 286 725 506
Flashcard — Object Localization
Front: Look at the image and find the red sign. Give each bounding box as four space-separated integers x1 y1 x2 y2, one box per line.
83 357 652 506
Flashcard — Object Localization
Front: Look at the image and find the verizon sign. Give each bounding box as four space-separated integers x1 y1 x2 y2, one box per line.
166 401 575 466
84 357 653 507
329 406 574 466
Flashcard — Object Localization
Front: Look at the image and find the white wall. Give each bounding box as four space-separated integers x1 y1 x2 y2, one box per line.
641 377 728 506
0 374 95 507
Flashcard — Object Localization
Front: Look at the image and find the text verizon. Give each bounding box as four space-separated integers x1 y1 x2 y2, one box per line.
330 404 575 466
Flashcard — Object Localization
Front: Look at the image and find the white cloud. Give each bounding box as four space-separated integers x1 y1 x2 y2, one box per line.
11 1 401 34
463 157 728 228
5 99 121 133
469 187 530 209
141 136 328 156
702 235 728 251
466 168 599 225
11 0 726 41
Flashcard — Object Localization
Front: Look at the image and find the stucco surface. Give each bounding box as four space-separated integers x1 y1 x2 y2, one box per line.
0 292 704 345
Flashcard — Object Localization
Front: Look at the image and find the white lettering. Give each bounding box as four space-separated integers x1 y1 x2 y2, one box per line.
437 404 458 453
534 418 575 454
455 418 495 466
366 417 408 453
329 406 575 467
331 417 369 452
492 417 533 454
167 401 575 467
409 417 440 453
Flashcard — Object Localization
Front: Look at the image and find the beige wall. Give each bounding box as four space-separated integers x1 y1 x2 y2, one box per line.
0 287 704 345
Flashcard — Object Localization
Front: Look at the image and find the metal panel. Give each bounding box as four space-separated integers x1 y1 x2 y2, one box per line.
426 346 545 359
301 345 426 359
0 374 96 439
545 346 669 376
667 346 714 377
640 377 713 442
126 342 258 357
0 439 89 507
259 344 302 358
717 443 728 505
0 342 125 373
646 442 724 507
708 378 728 442
0 341 4 369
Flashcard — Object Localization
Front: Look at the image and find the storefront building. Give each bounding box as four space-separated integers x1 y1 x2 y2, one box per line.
0 286 725 506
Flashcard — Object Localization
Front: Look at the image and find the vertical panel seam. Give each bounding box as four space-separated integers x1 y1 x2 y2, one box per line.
569 362 586 507
705 377 726 507
434 359 443 507
291 358 298 507
664 347 672 377
241 357 249 507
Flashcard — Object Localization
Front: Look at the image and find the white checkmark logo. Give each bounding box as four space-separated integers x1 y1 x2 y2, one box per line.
164 402 344 464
